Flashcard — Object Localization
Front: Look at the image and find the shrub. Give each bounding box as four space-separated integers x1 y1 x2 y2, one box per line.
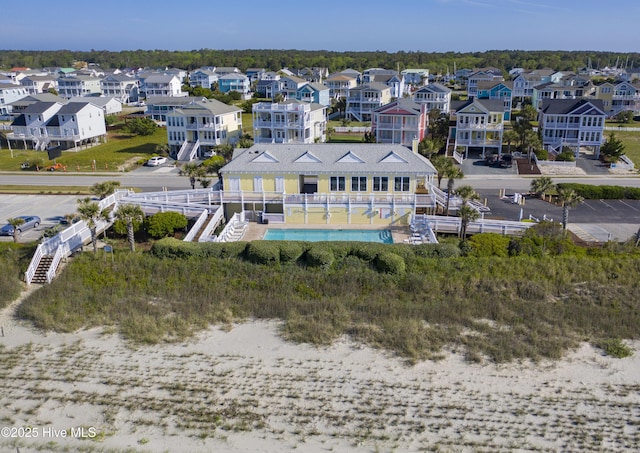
278 241 303 263
598 338 633 358
534 148 548 160
246 241 280 265
305 246 335 269
113 218 142 236
556 183 640 200
125 117 157 136
467 233 511 257
415 243 461 258
375 252 406 275
145 212 188 239
349 243 380 262
555 149 575 161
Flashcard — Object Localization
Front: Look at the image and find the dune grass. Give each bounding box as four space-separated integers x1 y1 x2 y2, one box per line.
16 238 640 363
0 243 35 309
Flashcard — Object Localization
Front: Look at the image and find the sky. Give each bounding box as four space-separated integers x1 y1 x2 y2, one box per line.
1 0 638 53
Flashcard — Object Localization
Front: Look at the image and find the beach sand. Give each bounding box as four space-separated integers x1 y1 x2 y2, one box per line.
1 289 639 452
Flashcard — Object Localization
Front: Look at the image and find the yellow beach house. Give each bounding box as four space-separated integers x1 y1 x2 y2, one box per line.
218 143 437 225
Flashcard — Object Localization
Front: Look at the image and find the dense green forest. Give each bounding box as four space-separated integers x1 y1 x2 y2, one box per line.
1 49 638 74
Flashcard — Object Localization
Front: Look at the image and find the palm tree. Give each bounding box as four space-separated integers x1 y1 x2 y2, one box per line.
455 185 480 206
7 217 25 243
180 162 200 190
418 137 444 159
114 204 144 252
430 155 453 189
530 176 554 200
556 187 584 230
458 205 480 238
502 130 519 154
77 197 110 254
90 180 121 200
444 166 464 215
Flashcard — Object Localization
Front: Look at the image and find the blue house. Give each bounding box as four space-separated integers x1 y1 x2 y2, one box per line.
218 73 251 99
296 82 330 106
477 81 513 120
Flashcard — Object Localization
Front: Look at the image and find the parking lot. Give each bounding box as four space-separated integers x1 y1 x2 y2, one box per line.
477 189 640 242
0 194 84 242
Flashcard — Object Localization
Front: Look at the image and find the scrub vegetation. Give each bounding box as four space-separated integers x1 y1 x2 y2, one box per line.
16 229 640 363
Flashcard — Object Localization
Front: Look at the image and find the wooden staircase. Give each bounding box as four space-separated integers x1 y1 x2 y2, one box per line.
31 255 54 284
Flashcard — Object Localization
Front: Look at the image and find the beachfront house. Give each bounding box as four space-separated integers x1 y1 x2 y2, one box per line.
539 99 606 158
219 143 437 226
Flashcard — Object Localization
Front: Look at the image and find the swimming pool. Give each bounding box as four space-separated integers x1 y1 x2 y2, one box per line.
263 229 393 244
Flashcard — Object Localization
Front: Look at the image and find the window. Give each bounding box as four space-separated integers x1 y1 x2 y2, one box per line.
373 176 388 192
394 177 410 192
351 176 367 192
330 176 345 191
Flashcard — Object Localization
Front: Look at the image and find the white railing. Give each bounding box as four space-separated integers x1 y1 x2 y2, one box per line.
334 126 371 133
453 150 464 164
604 126 640 131
424 215 534 236
25 190 129 285
532 152 576 167
46 245 65 283
176 140 188 160
183 209 209 242
24 244 44 284
215 213 248 242
198 207 224 242
613 155 635 170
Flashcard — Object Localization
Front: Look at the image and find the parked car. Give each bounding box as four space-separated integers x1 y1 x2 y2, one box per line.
146 156 168 167
499 154 513 168
0 216 41 236
484 154 499 166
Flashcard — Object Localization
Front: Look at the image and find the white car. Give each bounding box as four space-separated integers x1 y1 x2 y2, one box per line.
146 156 167 167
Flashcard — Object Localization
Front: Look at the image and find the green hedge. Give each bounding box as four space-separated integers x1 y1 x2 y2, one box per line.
246 241 281 265
556 183 640 200
375 252 406 275
305 246 335 269
150 238 464 274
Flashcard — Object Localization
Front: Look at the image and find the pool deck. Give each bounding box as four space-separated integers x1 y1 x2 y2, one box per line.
242 222 412 244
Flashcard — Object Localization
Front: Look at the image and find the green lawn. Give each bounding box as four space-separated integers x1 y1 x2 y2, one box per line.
0 128 167 172
241 113 254 138
328 120 371 128
327 133 365 143
608 130 640 165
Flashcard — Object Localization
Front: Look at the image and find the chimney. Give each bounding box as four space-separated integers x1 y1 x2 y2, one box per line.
412 137 419 154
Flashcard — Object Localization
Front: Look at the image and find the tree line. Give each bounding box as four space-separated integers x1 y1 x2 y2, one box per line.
1 49 638 75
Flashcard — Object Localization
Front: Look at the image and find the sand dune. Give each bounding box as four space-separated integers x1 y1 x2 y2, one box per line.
1 292 639 453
